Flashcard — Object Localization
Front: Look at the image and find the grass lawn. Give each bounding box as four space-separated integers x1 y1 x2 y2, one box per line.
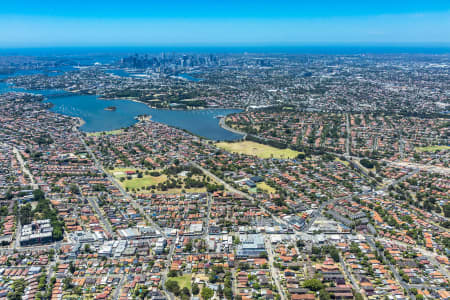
335 157 350 166
216 141 299 159
415 145 450 153
122 174 167 190
109 168 167 190
257 182 277 194
168 274 192 290
86 129 123 136
110 168 207 193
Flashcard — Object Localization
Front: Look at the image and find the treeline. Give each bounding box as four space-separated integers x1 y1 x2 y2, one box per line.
246 134 288 149
170 99 207 107
33 134 54 145
164 165 202 176
360 158 378 169
245 134 337 159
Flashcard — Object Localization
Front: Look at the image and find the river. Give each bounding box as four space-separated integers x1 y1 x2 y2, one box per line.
0 82 242 141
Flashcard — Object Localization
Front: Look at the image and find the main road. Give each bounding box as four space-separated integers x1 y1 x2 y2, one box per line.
86 195 115 238
161 234 177 300
265 237 287 300
345 113 351 157
219 117 247 139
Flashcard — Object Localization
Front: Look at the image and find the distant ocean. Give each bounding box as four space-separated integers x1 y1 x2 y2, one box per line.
0 45 449 57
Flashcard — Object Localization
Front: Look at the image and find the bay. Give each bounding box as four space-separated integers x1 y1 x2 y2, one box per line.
45 95 243 140
1 79 242 140
178 73 202 82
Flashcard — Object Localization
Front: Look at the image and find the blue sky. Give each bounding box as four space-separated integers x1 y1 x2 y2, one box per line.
1 0 449 47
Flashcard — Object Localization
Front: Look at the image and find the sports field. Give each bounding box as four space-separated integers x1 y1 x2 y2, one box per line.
415 145 450 153
110 168 207 193
122 174 167 190
216 141 299 159
167 274 192 290
257 182 277 194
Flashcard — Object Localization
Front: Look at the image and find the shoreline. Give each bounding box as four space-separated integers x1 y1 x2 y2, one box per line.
98 95 242 111
6 82 243 112
31 86 246 139
74 117 85 128
72 113 244 142
218 116 247 139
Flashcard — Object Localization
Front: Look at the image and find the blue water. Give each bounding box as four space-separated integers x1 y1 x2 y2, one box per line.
106 70 203 82
46 95 242 140
106 69 131 77
178 73 202 82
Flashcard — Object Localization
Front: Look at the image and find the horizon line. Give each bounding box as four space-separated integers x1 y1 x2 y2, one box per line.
2 42 450 49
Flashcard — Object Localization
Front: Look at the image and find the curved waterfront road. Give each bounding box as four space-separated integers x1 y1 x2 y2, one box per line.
219 117 247 139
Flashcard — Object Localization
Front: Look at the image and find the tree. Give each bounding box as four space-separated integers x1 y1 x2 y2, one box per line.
33 189 45 201
209 271 217 283
323 245 339 262
319 289 331 300
354 293 364 300
69 262 76 273
19 204 32 224
73 286 82 295
185 241 193 252
69 184 80 194
165 280 180 295
443 203 450 218
201 287 214 300
224 287 233 299
0 206 9 216
7 279 26 300
182 287 190 296
360 158 375 169
296 153 306 160
63 277 73 290
53 227 63 241
192 283 200 295
303 278 323 291
35 292 43 300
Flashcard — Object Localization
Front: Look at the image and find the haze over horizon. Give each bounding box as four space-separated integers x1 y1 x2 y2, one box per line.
1 0 450 47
